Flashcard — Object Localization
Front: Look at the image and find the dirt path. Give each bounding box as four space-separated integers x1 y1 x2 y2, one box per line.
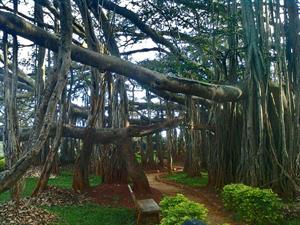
147 173 240 225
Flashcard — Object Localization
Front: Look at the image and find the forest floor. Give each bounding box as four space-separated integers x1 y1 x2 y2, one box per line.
146 169 241 225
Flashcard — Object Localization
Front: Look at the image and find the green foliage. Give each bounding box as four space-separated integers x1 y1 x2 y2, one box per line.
160 194 208 225
47 204 135 225
0 157 5 171
164 172 208 187
222 184 283 225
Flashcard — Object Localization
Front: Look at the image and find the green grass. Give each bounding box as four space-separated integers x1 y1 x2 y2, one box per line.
0 171 135 225
47 170 101 189
47 204 135 225
164 172 208 188
0 170 101 203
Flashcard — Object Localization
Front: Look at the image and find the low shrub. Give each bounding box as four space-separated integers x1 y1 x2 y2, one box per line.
160 194 208 225
222 183 283 225
0 157 5 171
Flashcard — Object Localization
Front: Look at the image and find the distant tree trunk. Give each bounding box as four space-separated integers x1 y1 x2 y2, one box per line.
145 135 154 169
177 126 185 160
60 138 75 164
156 132 164 168
166 102 173 172
145 91 156 169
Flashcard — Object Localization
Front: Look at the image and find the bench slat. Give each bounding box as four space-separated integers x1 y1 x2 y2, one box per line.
136 199 160 213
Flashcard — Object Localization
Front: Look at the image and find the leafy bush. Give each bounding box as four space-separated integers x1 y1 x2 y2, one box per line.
0 157 5 171
160 194 208 225
222 184 283 225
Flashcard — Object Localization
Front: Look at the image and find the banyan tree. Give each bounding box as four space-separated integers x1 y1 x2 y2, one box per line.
0 0 299 200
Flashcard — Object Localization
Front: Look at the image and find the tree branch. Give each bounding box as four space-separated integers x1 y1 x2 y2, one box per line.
0 11 244 102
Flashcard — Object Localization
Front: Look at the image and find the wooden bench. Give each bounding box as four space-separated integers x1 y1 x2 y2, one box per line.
128 184 160 225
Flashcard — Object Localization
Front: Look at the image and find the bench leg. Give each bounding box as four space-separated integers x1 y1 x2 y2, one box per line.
137 212 141 225
156 213 160 224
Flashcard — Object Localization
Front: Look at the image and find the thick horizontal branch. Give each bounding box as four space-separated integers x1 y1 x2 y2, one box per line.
66 117 183 144
0 117 183 143
0 11 244 102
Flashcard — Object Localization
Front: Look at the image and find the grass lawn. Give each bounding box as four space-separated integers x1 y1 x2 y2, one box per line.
164 171 208 188
47 204 135 225
0 170 101 203
0 171 136 225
